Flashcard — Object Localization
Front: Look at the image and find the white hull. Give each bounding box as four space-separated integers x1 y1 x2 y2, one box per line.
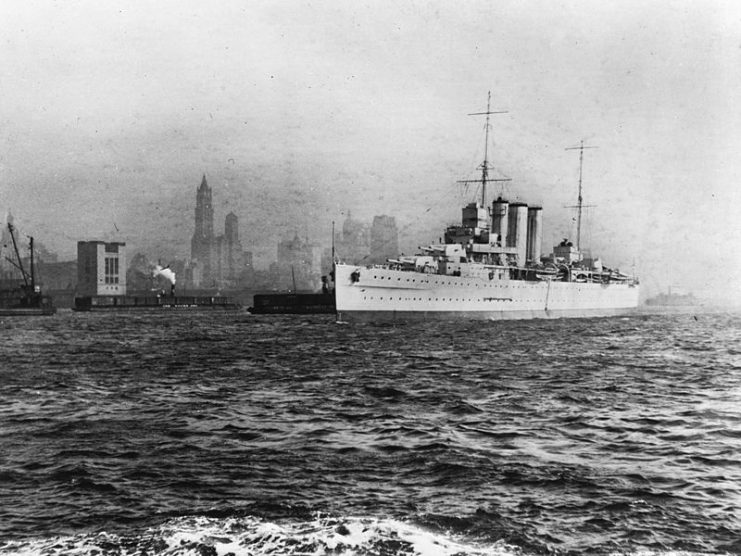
334 264 640 321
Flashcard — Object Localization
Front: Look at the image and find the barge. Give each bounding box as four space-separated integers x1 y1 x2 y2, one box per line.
73 294 241 312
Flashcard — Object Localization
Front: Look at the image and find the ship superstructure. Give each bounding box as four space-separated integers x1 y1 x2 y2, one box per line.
334 95 639 321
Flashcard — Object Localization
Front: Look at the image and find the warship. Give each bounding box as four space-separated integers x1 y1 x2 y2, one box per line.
334 95 639 321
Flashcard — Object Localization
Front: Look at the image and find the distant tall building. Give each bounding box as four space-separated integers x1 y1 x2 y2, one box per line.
272 233 322 291
370 215 399 264
190 175 215 286
215 212 246 288
77 241 126 296
337 210 370 264
225 212 238 243
188 175 251 289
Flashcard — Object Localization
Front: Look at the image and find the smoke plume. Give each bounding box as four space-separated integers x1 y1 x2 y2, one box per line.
153 264 176 285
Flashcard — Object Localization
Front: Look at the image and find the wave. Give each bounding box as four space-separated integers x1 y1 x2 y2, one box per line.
2 313 740 555
0 514 520 556
0 513 733 556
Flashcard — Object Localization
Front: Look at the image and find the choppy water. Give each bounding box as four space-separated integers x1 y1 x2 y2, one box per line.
1 310 740 556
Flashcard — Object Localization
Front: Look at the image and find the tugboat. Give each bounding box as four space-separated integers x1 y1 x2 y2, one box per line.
0 223 56 316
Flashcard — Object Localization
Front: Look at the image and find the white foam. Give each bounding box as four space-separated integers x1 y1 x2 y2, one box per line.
0 514 520 556
0 516 730 556
606 552 727 556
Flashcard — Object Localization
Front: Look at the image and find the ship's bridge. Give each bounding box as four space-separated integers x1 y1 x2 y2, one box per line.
553 240 581 264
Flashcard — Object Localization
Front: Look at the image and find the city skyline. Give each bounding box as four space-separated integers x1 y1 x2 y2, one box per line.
4 174 406 296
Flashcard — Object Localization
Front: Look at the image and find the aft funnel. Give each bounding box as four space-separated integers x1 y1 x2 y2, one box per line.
526 206 543 264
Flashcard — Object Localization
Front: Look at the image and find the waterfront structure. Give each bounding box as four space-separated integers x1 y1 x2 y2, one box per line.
1 211 57 281
75 238 240 312
0 212 21 283
77 240 127 296
0 211 18 255
0 222 56 316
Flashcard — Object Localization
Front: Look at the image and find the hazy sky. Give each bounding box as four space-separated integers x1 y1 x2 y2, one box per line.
1 0 740 299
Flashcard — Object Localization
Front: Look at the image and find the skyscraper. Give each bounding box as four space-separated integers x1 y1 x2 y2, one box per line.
188 175 250 288
273 233 322 291
190 175 215 286
370 215 399 264
337 210 370 264
215 212 245 288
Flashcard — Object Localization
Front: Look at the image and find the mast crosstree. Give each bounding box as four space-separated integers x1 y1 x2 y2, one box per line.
458 91 510 207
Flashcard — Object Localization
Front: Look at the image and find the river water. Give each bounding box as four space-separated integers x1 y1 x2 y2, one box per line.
1 310 740 555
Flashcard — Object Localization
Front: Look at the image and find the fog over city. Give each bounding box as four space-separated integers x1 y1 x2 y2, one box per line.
1 1 739 301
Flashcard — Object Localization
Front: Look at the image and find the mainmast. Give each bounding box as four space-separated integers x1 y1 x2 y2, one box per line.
565 140 598 252
458 91 510 207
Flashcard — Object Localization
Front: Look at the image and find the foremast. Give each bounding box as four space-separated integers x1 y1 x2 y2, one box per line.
457 91 510 208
